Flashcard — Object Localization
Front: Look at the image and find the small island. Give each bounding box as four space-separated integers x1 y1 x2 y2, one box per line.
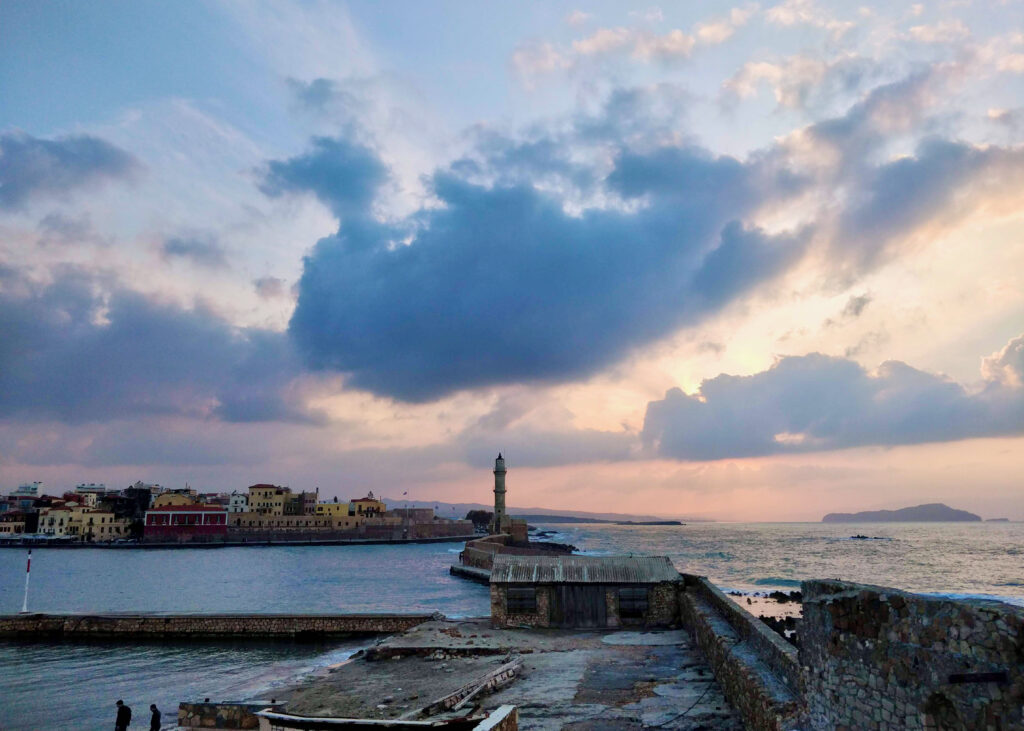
822 502 981 523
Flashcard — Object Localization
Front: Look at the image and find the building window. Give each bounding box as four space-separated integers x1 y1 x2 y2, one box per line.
506 587 537 614
618 587 649 618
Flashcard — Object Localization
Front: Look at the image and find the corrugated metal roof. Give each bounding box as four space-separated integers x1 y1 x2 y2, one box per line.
490 554 680 584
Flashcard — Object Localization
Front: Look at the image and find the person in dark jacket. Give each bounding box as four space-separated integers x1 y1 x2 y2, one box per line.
149 703 161 731
114 699 132 731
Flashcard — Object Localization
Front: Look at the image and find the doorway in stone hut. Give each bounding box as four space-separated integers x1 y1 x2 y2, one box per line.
550 585 607 628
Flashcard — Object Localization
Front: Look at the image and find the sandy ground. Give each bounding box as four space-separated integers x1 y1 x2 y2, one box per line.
727 592 802 620
282 619 744 730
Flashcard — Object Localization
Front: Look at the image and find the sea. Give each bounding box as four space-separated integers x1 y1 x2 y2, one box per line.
0 521 1020 730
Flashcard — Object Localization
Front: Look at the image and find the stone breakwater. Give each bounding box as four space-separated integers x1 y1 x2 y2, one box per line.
0 613 434 638
800 579 1024 731
679 574 805 731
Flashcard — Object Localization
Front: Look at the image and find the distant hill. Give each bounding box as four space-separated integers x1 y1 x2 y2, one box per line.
822 503 981 523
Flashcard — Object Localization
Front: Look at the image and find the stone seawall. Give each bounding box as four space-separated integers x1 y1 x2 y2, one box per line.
0 534 476 549
679 575 806 731
800 579 1024 731
0 613 434 638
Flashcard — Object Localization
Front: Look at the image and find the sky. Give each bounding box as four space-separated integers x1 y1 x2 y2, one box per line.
1 0 1023 521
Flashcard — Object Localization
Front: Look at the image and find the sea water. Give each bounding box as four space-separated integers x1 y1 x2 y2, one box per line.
1 522 1020 729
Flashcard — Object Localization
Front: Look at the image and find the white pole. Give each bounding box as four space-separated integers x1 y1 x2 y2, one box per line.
21 549 31 613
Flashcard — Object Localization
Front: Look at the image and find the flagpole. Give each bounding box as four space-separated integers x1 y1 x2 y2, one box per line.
21 549 31 613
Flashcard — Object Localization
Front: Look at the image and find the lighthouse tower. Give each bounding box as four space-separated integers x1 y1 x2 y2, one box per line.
492 453 507 533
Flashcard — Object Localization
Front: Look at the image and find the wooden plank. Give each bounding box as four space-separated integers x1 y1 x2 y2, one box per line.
416 658 523 717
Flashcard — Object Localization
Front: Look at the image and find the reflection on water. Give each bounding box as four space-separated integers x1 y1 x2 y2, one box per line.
0 638 367 731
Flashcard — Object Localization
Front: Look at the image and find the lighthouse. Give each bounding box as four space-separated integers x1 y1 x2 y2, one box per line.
492 453 507 533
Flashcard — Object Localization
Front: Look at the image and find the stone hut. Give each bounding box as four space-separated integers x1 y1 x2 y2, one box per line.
490 554 681 629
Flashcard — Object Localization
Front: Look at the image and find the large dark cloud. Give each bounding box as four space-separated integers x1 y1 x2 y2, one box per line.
0 267 318 425
276 134 803 401
266 71 1024 404
0 132 137 210
642 336 1024 460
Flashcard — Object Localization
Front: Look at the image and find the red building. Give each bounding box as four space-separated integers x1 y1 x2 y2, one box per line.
144 504 228 542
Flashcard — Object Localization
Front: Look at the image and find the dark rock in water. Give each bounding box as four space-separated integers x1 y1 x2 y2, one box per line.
759 614 800 647
823 502 981 522
766 590 802 604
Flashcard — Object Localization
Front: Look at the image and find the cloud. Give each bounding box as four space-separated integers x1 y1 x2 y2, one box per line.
642 334 1024 460
0 131 138 210
274 131 805 402
265 69 1023 404
723 52 874 109
161 235 228 268
907 19 970 44
834 137 1024 268
981 334 1024 388
695 4 758 45
258 136 388 218
36 212 100 247
513 25 699 84
0 267 318 425
565 10 592 27
254 276 288 298
764 0 854 39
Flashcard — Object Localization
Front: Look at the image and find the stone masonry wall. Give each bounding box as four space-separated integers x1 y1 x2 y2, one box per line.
801 579 1024 731
0 613 433 638
490 584 553 628
181 701 285 729
678 575 805 731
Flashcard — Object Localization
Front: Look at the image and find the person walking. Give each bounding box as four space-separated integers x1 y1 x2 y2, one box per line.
149 703 161 731
114 699 132 731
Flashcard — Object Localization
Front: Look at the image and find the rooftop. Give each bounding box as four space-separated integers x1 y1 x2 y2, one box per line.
490 554 680 584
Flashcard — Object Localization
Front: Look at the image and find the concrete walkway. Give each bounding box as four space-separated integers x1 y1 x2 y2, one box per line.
284 619 743 730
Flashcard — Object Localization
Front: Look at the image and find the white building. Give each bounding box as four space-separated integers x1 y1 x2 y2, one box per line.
14 482 42 496
75 483 109 495
228 490 249 513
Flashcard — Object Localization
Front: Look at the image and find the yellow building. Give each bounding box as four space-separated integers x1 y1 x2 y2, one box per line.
152 493 197 508
229 512 363 532
76 510 131 541
248 484 291 515
39 506 130 541
0 521 25 535
350 493 385 517
315 502 350 518
39 507 76 537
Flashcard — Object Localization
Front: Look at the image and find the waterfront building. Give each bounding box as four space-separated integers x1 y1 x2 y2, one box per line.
39 506 76 537
0 514 25 535
77 509 131 541
63 491 97 507
314 501 350 518
152 492 197 508
144 504 228 542
228 490 248 513
248 484 291 515
229 511 363 532
283 490 317 516
350 492 385 517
